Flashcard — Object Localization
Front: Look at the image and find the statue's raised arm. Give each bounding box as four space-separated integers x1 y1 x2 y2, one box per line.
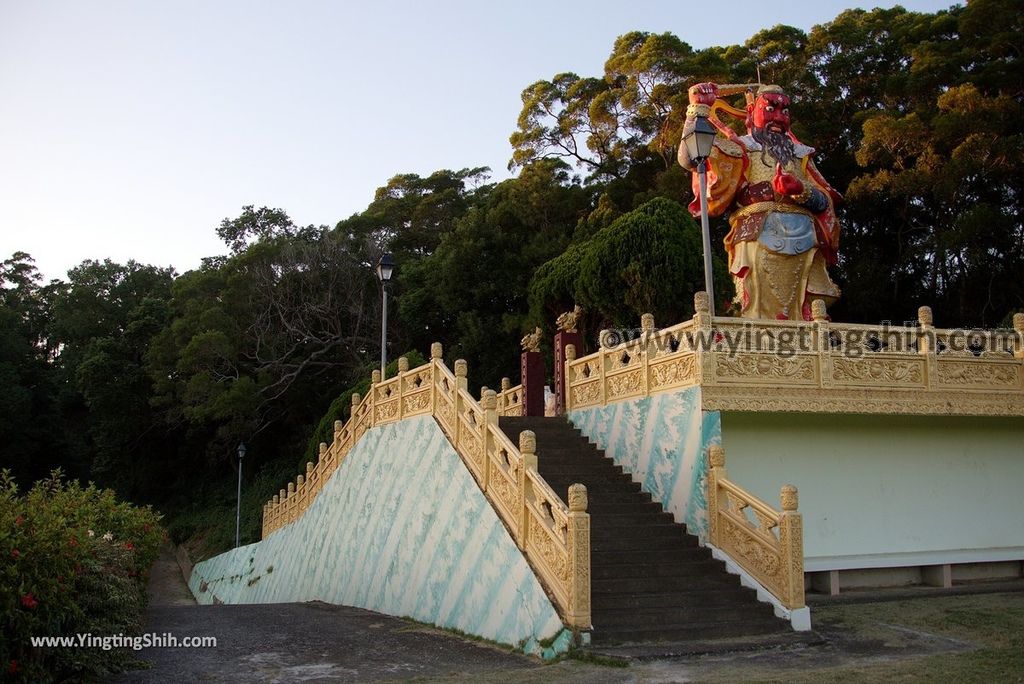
677 83 842 321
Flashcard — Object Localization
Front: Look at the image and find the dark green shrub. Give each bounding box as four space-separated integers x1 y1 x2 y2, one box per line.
0 470 164 682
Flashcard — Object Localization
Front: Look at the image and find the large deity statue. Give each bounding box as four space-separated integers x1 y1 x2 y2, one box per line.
678 82 842 320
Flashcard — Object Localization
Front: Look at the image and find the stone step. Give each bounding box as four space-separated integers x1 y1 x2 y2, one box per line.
543 480 644 495
499 414 792 645
585 511 677 526
580 490 653 505
591 603 775 628
592 572 739 594
537 461 625 475
585 501 665 516
590 523 688 543
539 472 635 486
590 616 787 645
592 558 724 580
591 547 711 566
592 588 760 611
591 536 700 553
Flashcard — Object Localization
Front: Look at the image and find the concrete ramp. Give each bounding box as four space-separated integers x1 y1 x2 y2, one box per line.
188 415 570 656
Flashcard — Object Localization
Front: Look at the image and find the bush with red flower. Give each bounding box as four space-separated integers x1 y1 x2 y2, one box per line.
1 469 164 682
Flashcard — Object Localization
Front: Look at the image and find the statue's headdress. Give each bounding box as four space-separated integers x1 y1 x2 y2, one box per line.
695 82 795 142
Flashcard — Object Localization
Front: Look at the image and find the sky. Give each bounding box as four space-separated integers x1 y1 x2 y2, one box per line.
0 0 958 282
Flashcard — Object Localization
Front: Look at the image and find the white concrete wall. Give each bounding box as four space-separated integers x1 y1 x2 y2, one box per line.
721 412 1024 571
188 416 569 656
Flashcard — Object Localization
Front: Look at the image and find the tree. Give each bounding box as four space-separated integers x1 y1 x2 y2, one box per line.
46 259 175 497
148 216 380 476
0 254 62 483
399 160 590 383
536 198 730 330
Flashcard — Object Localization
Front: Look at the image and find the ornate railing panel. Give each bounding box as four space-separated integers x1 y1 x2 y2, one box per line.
496 377 524 417
565 296 1024 416
260 344 590 630
707 445 804 610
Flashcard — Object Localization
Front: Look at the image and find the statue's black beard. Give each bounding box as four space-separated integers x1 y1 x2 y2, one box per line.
752 126 796 168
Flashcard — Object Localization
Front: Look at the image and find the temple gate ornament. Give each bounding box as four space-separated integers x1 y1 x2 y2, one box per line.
678 82 842 321
556 306 583 333
554 307 583 415
521 327 543 353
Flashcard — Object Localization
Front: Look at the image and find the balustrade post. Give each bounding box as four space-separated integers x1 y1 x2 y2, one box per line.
306 461 315 496
693 292 714 384
564 344 576 412
454 360 468 449
641 313 654 395
481 389 497 491
335 416 345 448
567 483 591 630
500 377 511 415
287 482 296 523
918 306 938 389
779 484 805 609
707 445 726 546
335 415 347 464
296 474 306 513
1013 313 1024 360
518 430 537 551
811 299 833 389
397 356 409 420
430 342 443 413
371 370 381 428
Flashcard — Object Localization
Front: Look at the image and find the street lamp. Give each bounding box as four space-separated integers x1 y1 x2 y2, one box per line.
376 253 395 376
235 442 246 548
682 114 719 317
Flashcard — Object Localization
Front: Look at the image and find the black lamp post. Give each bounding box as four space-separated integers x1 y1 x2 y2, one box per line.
376 253 395 376
235 442 246 548
682 114 719 317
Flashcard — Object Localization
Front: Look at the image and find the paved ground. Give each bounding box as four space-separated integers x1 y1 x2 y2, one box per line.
116 546 1024 682
117 547 543 682
116 602 541 683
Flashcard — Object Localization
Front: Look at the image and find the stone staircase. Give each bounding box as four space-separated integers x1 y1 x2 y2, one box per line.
499 416 793 647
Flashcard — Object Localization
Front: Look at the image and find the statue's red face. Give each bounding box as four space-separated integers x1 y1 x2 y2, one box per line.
752 93 791 134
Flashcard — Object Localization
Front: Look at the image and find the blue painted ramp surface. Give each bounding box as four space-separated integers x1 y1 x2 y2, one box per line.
189 415 568 654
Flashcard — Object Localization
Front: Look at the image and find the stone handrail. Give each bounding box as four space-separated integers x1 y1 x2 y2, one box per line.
707 445 804 610
261 343 590 630
565 295 1024 416
496 377 524 417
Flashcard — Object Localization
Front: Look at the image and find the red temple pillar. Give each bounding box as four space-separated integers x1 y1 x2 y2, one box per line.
520 351 545 416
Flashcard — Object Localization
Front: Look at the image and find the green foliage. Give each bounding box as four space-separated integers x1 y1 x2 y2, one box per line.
528 241 587 326
216 205 295 254
0 470 164 682
164 461 292 559
299 351 426 470
46 259 176 497
531 198 731 330
398 160 589 383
